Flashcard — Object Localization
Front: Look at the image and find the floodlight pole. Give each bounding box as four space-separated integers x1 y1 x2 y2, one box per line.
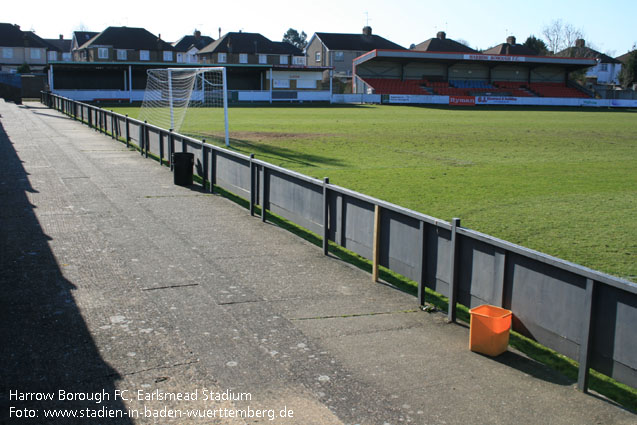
222 67 229 147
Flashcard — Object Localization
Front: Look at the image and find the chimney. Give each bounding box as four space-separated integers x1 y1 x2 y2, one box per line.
575 39 585 48
14 24 21 30
363 26 372 36
507 36 516 45
194 29 201 39
59 34 64 40
218 27 221 39
158 33 161 40
437 31 446 40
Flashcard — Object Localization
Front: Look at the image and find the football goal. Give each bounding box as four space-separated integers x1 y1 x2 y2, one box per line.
139 67 229 146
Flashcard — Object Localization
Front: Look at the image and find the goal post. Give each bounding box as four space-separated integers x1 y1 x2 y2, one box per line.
140 67 230 146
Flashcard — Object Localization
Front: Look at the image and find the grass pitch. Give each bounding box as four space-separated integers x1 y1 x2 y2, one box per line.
114 105 637 281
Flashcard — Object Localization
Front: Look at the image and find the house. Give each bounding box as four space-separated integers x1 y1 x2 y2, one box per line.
556 39 621 85
0 23 49 72
172 30 214 64
411 31 477 53
483 36 538 56
44 35 72 62
197 31 304 66
71 31 98 52
73 26 176 63
306 27 405 77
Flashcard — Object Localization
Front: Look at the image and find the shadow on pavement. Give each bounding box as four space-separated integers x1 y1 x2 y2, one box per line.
0 120 132 424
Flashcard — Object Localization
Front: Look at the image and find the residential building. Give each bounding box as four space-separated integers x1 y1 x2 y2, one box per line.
556 39 621 85
483 36 538 56
306 27 405 77
71 31 98 51
73 26 176 63
44 35 72 62
173 30 214 64
197 31 304 66
0 23 48 72
411 31 477 53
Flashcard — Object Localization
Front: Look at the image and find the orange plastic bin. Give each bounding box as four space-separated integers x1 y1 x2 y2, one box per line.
469 305 512 356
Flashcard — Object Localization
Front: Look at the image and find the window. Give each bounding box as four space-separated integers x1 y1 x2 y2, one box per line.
239 53 248 63
3 48 13 59
30 48 41 59
292 56 305 65
315 52 321 62
98 48 108 59
176 53 184 63
218 53 226 63
259 54 267 64
600 63 608 72
139 50 150 61
163 51 173 61
117 49 127 60
334 51 344 62
48 51 57 61
280 55 288 65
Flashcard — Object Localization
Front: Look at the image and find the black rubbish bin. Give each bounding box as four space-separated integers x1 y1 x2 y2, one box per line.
172 152 194 186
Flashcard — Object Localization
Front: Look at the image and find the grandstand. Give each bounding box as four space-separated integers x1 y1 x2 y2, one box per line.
353 33 598 105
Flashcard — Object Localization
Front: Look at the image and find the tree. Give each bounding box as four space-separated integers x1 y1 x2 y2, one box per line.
283 28 308 50
17 63 31 74
618 46 637 89
523 35 549 55
542 19 584 54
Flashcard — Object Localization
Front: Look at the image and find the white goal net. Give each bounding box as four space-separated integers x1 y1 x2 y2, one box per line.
140 67 229 146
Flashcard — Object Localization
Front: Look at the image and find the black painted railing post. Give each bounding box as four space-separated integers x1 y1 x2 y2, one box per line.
323 177 330 255
201 140 207 188
168 129 174 171
139 123 144 156
159 131 164 166
110 111 115 139
448 218 461 323
578 278 596 393
209 148 215 194
125 115 130 148
249 154 255 216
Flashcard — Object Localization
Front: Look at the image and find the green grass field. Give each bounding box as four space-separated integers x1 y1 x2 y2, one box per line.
114 104 637 281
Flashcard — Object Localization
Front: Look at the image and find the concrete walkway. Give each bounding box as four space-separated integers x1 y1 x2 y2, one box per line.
0 99 634 425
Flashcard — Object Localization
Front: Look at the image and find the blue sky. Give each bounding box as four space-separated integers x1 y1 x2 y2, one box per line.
6 0 636 56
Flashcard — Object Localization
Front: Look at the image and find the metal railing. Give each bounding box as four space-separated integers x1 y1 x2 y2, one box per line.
41 91 637 392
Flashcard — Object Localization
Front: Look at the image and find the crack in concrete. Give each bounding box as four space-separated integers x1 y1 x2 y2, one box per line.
290 309 420 321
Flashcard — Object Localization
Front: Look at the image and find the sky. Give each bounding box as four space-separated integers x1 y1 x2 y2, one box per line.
6 0 637 56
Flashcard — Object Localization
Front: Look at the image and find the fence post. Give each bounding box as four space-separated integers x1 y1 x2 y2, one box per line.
159 131 164 166
201 140 207 189
578 278 596 392
88 106 92 128
249 154 255 216
125 115 130 148
110 111 115 139
209 147 215 193
323 177 330 255
448 218 461 323
168 130 174 170
372 204 381 282
260 165 267 223
144 123 149 158
418 220 427 306
139 123 144 156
